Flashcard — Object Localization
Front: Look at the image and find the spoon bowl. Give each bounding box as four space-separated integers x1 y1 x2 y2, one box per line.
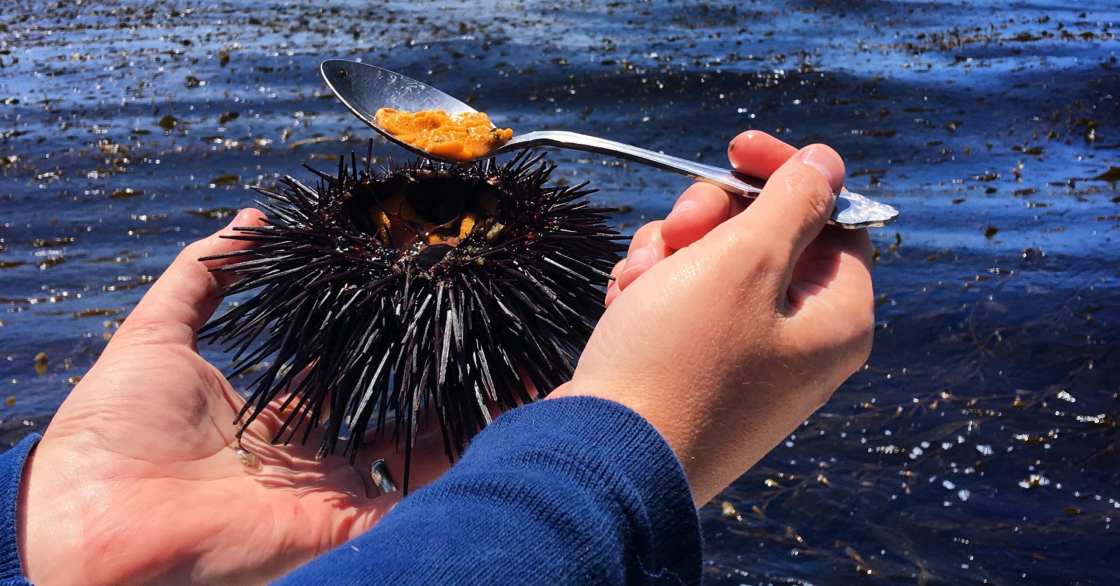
321 59 482 161
320 59 899 228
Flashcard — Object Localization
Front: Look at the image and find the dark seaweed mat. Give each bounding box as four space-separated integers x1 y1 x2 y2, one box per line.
2 1 1118 583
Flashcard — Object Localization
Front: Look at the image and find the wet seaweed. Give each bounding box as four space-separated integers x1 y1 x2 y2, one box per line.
2 1 1118 581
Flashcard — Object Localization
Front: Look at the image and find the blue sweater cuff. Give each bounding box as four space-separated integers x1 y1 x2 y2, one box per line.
0 434 40 585
281 396 702 584
478 396 702 582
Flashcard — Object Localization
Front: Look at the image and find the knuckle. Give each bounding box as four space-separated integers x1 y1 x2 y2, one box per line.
117 319 194 350
179 246 219 281
180 237 212 260
715 228 787 274
114 316 170 347
712 226 753 256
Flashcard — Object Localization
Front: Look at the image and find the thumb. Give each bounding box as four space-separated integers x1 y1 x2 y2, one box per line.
717 144 844 287
111 208 267 349
735 144 844 257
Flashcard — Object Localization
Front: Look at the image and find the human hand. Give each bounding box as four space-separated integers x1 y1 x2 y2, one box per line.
556 131 874 505
18 210 451 584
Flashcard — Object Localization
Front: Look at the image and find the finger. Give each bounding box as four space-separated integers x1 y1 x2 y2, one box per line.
727 130 798 179
618 220 669 290
605 258 625 307
113 208 268 348
661 183 734 250
788 228 873 311
723 144 845 278
722 131 796 223
604 283 621 307
786 229 875 377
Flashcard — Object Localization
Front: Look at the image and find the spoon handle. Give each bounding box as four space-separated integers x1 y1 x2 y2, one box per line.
500 130 898 228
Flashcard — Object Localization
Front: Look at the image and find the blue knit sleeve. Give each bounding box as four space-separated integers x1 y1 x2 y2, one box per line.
277 396 701 585
0 434 39 586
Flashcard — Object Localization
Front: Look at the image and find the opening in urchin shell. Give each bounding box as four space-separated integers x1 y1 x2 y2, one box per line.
201 147 624 492
344 170 502 258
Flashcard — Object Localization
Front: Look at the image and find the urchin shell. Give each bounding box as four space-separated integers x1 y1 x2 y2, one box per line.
201 148 624 491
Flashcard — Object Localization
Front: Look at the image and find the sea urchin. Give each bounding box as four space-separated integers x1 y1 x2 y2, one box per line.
201 147 624 491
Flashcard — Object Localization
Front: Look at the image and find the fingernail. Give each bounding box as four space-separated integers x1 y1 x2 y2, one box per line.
796 145 844 193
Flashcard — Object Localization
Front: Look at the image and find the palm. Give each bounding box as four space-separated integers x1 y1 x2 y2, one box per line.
22 211 450 584
37 338 408 584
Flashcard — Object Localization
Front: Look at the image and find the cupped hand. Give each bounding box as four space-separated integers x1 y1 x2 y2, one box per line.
18 210 450 585
559 131 875 505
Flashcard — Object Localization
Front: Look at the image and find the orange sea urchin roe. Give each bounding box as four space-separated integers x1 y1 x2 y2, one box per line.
375 108 513 161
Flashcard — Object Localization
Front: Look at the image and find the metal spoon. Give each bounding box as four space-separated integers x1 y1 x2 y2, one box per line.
320 59 899 229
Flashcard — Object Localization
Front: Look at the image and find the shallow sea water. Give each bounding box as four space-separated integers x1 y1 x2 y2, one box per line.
1 1 1118 583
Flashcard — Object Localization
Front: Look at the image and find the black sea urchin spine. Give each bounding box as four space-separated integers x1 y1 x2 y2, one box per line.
201 147 624 491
